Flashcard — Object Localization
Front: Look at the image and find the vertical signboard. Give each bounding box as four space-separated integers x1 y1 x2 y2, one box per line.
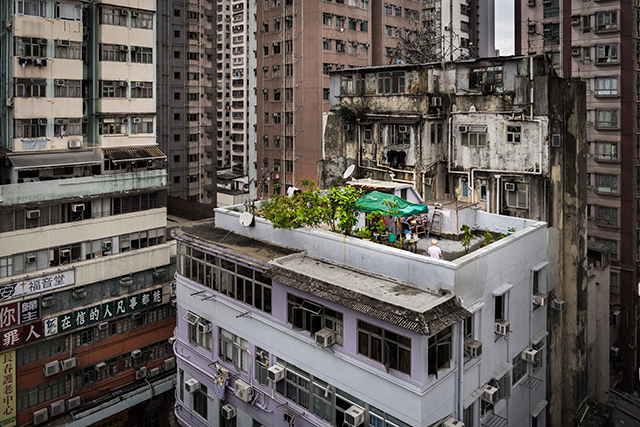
0 350 16 427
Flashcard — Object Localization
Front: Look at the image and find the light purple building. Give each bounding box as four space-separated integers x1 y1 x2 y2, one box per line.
172 203 550 427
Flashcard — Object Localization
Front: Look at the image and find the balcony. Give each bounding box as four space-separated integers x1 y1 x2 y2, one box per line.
0 169 167 206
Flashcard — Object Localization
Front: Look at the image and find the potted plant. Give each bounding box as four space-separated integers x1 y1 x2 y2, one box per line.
358 227 372 240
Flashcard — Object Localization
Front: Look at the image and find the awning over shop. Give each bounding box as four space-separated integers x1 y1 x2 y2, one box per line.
356 190 428 217
104 146 167 163
8 151 101 170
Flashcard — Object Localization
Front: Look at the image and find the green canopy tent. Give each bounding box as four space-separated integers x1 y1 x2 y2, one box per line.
356 191 429 216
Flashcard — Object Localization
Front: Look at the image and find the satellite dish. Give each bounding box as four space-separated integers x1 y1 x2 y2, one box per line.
343 164 356 179
239 212 254 227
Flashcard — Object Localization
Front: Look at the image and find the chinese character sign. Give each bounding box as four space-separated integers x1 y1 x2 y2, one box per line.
22 322 42 344
0 350 16 427
1 329 20 351
19 298 40 325
0 270 74 303
43 317 58 337
0 304 18 331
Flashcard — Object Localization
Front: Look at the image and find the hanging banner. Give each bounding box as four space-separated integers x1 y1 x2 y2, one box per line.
0 350 16 427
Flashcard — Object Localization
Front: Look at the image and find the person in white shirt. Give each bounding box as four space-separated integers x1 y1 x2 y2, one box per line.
428 239 442 259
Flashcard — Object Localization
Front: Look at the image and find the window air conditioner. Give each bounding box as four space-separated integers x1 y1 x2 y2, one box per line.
197 322 212 334
315 328 336 348
528 25 536 34
39 38 48 45
267 364 285 382
98 322 108 331
571 16 581 25
222 403 237 420
33 408 49 425
60 249 71 257
481 383 499 403
132 118 141 124
149 367 160 377
102 240 111 249
119 81 128 87
43 361 60 377
185 378 201 393
571 47 581 56
67 396 82 410
344 406 365 427
41 295 55 308
119 277 133 287
27 209 40 219
68 140 82 149
136 82 145 88
458 126 468 133
121 118 128 123
533 293 548 306
135 367 147 380
431 97 442 106
71 203 85 212
153 267 165 278
132 11 140 17
55 79 65 86
444 416 465 427
522 347 539 363
120 9 129 15
527 0 535 5
56 39 70 46
610 346 619 357
504 182 515 191
82 117 89 123
612 309 621 326
234 379 254 403
131 349 142 358
464 338 483 359
95 362 107 372
72 288 87 299
551 299 565 311
495 320 511 336
26 254 36 263
343 124 351 131
60 357 77 371
163 357 176 371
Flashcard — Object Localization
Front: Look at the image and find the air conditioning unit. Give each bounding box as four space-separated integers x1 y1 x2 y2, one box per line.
132 11 140 17
102 240 111 249
26 254 36 263
344 405 365 427
168 336 176 346
234 379 254 403
533 293 548 306
153 267 165 278
119 277 133 287
611 346 619 357
39 119 49 125
522 347 539 363
119 81 128 87
39 38 48 45
131 312 141 320
71 203 85 212
56 39 70 46
82 117 89 123
267 364 285 382
343 124 350 131
458 125 468 133
131 349 142 358
55 79 66 86
504 182 515 191
5 98 13 107
120 9 129 15
612 309 621 326
67 396 82 410
68 140 82 149
528 25 536 34
315 328 336 348
551 299 565 311
222 403 237 420
149 367 160 377
95 321 108 331
33 408 49 425
135 367 147 380
527 0 535 5
431 97 443 106
571 47 581 56
136 82 145 88
481 384 499 403
61 357 77 371
197 322 212 334
464 338 483 359
72 288 87 299
571 15 581 25
185 378 201 393
95 362 107 372
163 357 176 371
444 416 465 427
43 361 60 377
495 320 511 336
132 118 141 124
26 209 41 219
398 125 408 133
60 249 71 257
42 295 55 308
121 118 128 123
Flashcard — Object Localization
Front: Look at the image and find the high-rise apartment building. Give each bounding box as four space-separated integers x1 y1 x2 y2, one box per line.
516 0 636 424
256 0 422 197
421 0 496 59
157 0 217 205
0 1 176 426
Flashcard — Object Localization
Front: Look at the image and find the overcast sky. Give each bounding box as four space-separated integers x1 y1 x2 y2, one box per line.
494 0 515 56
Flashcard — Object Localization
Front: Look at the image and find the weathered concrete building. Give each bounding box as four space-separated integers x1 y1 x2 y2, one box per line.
320 56 592 426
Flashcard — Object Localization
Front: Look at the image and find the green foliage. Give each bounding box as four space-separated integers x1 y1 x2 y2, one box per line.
335 98 370 123
460 224 473 254
482 229 494 246
357 227 372 239
366 212 386 235
328 186 363 236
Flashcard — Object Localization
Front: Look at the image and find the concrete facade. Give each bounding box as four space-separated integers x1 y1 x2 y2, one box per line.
0 1 176 426
173 204 549 427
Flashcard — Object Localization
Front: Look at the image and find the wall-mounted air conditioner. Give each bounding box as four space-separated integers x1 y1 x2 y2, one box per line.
33 408 49 425
344 406 365 427
119 276 133 287
149 367 160 377
481 384 499 403
60 357 77 371
95 362 106 372
71 203 85 212
495 320 510 336
43 361 60 377
135 367 147 380
222 403 236 420
464 338 483 359
533 293 548 306
267 364 285 382
234 379 254 403
551 299 565 311
67 396 82 410
98 322 108 331
315 328 336 348
197 322 212 334
185 378 201 393
68 140 82 149
522 347 539 363
131 349 142 358
163 357 176 371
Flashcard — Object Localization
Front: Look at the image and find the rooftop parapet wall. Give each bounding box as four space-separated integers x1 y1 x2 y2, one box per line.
215 205 546 294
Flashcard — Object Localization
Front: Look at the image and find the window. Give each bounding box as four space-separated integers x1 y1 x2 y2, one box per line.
357 320 411 375
275 361 310 409
131 117 153 134
377 72 405 94
507 125 521 143
14 0 47 17
595 174 618 194
54 40 81 59
460 125 488 146
463 403 475 427
55 1 82 21
273 113 281 124
14 119 46 138
495 293 506 322
595 206 618 226
596 11 618 31
286 88 293 101
593 237 618 260
131 82 152 98
98 118 126 134
323 14 332 25
543 0 559 17
482 376 511 415
14 78 45 97
460 178 469 198
100 81 127 98
255 348 270 385
15 37 46 57
596 44 618 64
285 112 293 125
593 141 618 161
174 72 181 79
543 23 560 46
101 7 127 26
54 118 81 137
287 294 343 345
360 44 369 55
285 16 293 29
131 47 152 63
385 3 392 14
595 109 618 128
274 18 281 30
193 384 208 420
512 352 527 384
273 136 281 148
385 25 393 37
99 44 127 62
184 312 212 350
273 65 281 77
219 327 248 372
506 183 528 208
323 88 330 100
610 272 619 293
594 77 618 96
323 38 332 50
272 42 281 55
